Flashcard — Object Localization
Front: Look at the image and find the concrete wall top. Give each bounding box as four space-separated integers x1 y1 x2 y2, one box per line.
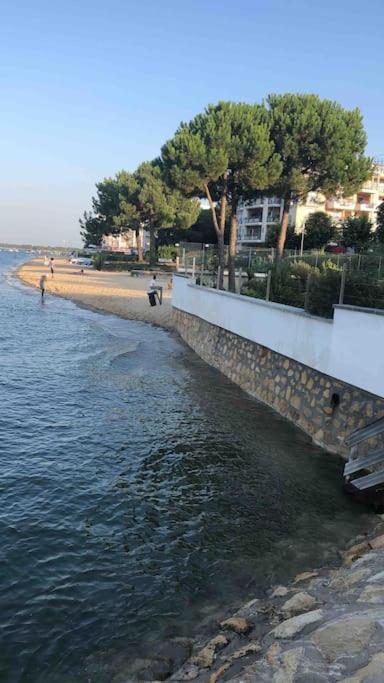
172 275 384 399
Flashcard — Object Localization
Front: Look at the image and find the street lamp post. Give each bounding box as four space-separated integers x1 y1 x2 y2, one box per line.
300 222 306 257
200 243 209 285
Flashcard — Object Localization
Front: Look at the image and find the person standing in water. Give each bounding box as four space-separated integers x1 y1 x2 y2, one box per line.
39 274 47 299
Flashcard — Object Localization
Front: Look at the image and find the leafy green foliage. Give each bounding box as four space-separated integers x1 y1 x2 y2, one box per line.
344 271 384 308
267 94 372 200
162 101 282 288
376 202 384 244
243 255 384 317
305 268 341 317
162 102 281 201
92 253 105 271
266 93 372 256
80 162 199 264
265 223 300 249
79 211 106 246
303 212 336 249
158 245 177 259
134 161 199 264
341 215 373 252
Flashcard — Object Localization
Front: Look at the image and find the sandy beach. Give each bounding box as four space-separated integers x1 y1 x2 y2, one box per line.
17 258 174 329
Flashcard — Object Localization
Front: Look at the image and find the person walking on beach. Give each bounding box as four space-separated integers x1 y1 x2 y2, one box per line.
39 274 47 299
49 258 54 278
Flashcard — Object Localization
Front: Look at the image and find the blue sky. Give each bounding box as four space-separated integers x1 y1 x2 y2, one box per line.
1 0 383 246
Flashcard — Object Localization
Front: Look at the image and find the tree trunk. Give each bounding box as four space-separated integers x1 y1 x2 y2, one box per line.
276 194 291 261
217 231 225 289
149 223 157 266
135 228 143 262
203 182 226 289
228 199 238 293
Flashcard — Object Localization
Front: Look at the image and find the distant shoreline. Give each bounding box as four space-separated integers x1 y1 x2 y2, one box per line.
16 257 174 330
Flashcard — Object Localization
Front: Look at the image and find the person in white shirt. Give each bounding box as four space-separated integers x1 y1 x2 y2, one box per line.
147 275 163 305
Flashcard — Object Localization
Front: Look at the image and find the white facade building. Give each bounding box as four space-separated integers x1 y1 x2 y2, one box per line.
101 228 149 253
237 196 283 246
237 163 384 248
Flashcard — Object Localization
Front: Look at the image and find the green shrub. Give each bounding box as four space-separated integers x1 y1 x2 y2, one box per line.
242 277 267 299
92 253 105 270
289 260 317 283
303 212 336 249
265 223 300 249
305 269 341 317
270 263 306 308
344 272 384 309
320 259 342 273
241 253 384 316
158 245 177 260
249 256 271 274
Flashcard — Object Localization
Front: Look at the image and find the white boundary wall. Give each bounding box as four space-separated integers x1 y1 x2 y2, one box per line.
173 275 384 399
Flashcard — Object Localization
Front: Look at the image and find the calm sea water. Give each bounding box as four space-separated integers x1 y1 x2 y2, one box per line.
0 251 372 682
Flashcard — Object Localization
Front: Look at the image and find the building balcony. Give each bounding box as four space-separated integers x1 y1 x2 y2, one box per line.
243 196 282 208
361 181 384 193
239 227 264 239
326 199 355 210
244 217 262 224
357 203 375 211
243 198 264 207
239 235 264 243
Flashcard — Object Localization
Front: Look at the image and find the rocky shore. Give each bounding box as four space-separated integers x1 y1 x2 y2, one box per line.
130 522 384 683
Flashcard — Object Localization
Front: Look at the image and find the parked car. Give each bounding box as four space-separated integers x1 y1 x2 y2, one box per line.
70 257 93 266
324 244 346 254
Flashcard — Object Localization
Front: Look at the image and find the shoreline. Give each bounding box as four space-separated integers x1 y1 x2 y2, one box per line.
16 257 174 330
15 257 384 681
166 521 384 682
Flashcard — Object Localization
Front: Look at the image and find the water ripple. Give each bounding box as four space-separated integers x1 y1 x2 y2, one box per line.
0 252 373 682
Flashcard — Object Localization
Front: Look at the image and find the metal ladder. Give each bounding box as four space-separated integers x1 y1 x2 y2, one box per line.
344 417 384 491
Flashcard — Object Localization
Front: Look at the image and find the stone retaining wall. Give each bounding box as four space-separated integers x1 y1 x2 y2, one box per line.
173 308 384 457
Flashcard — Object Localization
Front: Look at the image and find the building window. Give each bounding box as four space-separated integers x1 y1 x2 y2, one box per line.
245 226 262 239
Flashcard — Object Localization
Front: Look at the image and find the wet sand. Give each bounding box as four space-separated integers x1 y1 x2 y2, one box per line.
17 258 174 329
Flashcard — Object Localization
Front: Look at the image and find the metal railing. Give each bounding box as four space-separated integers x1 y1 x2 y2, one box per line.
344 418 384 496
177 244 384 318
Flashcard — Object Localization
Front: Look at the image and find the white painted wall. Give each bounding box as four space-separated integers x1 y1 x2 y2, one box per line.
173 275 384 399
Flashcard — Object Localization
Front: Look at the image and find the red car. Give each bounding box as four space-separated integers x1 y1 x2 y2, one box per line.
324 244 346 254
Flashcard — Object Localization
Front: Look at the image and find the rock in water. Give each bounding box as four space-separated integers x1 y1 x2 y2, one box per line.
156 638 194 672
271 586 289 598
312 614 376 662
281 591 318 615
192 634 228 668
293 571 318 584
272 609 323 639
219 616 252 634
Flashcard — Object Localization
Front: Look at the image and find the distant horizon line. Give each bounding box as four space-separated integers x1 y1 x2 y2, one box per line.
0 242 80 250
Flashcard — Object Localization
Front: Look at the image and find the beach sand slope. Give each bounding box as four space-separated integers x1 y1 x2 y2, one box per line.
18 258 174 329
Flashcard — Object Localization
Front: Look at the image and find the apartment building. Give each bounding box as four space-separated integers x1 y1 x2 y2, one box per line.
101 227 148 252
324 163 384 225
237 163 384 248
237 196 283 245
